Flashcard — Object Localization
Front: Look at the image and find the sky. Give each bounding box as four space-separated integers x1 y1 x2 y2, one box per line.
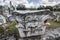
0 0 60 8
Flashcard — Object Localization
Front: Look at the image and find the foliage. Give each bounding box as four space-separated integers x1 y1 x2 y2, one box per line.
0 21 20 40
45 6 53 11
37 6 45 10
37 6 53 11
6 21 20 40
46 20 60 29
0 26 4 39
16 4 26 10
0 27 4 34
54 8 60 11
27 8 37 10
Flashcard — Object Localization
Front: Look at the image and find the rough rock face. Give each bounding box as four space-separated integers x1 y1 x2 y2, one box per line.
0 15 6 25
42 28 60 40
53 12 60 21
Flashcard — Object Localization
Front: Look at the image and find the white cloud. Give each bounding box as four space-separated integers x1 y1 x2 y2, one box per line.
25 2 34 8
25 2 39 8
0 0 60 8
0 0 41 8
39 0 60 6
42 0 48 3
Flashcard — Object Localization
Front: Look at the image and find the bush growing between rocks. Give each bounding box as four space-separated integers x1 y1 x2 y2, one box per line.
0 21 20 40
6 21 20 40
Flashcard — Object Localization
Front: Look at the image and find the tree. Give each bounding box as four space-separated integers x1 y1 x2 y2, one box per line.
45 6 53 11
54 8 60 11
16 4 26 10
37 6 45 10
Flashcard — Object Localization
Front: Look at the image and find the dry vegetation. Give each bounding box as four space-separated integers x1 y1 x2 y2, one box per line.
46 20 60 29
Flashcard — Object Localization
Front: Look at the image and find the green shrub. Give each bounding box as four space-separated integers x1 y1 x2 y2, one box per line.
6 21 20 40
